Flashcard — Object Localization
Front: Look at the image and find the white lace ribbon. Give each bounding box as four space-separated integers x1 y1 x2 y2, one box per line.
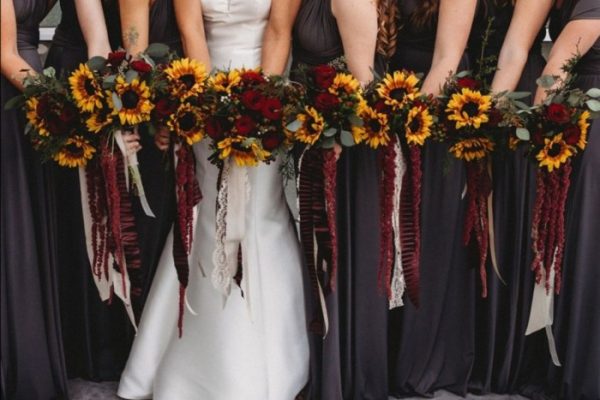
526 253 562 367
389 140 407 310
212 161 250 302
78 167 137 329
115 129 155 218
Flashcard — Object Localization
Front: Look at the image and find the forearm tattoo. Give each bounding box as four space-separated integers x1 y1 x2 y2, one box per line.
125 26 139 49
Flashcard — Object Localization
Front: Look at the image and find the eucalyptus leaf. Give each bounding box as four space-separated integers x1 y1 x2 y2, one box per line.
42 67 56 78
567 93 581 107
586 88 600 98
455 70 471 78
536 75 555 89
348 113 364 127
515 127 530 141
111 92 123 111
340 130 355 147
323 127 338 138
514 100 531 111
286 119 302 132
87 56 107 71
126 69 139 83
321 138 335 149
506 91 531 100
3 95 25 110
586 99 600 112
553 94 565 104
142 54 157 68
146 43 170 59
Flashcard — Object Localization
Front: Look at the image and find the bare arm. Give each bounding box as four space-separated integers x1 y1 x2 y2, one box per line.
421 0 477 95
261 0 300 75
332 0 378 84
491 0 553 93
534 18 600 103
119 0 150 56
75 0 112 58
0 0 35 91
174 0 211 67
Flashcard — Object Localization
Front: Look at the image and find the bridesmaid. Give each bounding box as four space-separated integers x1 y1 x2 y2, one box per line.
293 1 386 398
0 0 68 398
539 2 600 398
386 0 478 396
45 0 134 380
466 0 552 394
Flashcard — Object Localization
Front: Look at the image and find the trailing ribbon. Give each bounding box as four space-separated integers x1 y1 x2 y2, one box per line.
486 160 504 285
389 138 407 309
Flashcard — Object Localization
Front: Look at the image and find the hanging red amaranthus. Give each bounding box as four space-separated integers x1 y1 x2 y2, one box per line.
378 136 397 298
86 158 110 281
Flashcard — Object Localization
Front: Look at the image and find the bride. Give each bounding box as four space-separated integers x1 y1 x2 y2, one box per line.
117 0 309 399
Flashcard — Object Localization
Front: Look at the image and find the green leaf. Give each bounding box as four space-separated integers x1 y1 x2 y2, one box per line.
515 128 530 141
111 92 122 111
87 56 107 71
553 93 565 104
126 69 139 83
348 113 363 127
147 123 157 137
3 95 25 110
536 75 555 89
42 67 56 78
323 127 337 137
340 130 355 147
586 88 600 98
506 91 531 100
567 93 581 107
455 70 471 78
285 119 302 132
321 137 335 149
586 99 600 112
514 100 531 111
145 43 170 59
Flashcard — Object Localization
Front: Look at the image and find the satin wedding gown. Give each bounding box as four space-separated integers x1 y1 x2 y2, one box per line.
117 1 309 398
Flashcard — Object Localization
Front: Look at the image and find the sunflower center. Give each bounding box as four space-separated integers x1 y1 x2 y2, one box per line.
547 143 562 157
179 112 196 131
180 74 196 89
66 143 84 157
122 90 140 109
84 79 97 96
368 119 382 132
408 118 421 133
390 87 407 102
463 102 480 117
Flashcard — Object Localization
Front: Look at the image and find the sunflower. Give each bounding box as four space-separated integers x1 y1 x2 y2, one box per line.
295 106 325 145
536 134 573 172
86 108 114 133
576 110 590 150
69 64 104 112
217 136 264 167
446 88 492 129
449 137 495 161
53 136 96 168
210 70 242 94
328 73 361 97
405 106 433 146
25 97 49 136
167 103 205 145
110 76 153 125
164 58 208 100
352 105 390 148
376 71 421 110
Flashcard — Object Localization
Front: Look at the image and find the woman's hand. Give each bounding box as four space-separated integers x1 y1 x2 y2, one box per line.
123 128 142 156
154 126 171 151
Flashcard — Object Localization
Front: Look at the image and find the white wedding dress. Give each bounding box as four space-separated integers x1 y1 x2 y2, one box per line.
117 1 309 399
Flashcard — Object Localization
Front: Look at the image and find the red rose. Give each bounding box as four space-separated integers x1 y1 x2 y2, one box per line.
456 77 479 90
241 70 265 85
45 113 68 136
36 95 51 118
206 117 225 140
532 128 544 145
262 132 283 151
154 97 177 119
487 108 503 127
261 98 283 121
241 90 265 111
313 65 336 89
314 92 340 113
234 115 256 136
545 103 571 124
374 100 388 113
563 125 581 145
131 60 153 74
107 51 127 66
59 103 77 124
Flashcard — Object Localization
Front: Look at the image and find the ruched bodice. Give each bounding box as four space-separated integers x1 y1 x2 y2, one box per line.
292 0 343 65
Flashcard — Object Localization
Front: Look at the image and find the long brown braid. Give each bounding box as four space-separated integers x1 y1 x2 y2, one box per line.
377 0 400 59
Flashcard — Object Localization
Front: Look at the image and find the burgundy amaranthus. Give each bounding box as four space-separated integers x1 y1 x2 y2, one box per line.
378 136 397 298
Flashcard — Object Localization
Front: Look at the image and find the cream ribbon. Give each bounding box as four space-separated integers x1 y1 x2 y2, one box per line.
389 140 407 310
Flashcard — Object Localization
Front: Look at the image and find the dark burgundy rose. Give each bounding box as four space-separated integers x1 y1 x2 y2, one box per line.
131 60 153 74
487 108 503 127
45 113 68 136
532 128 544 145
456 77 479 90
107 51 127 66
374 100 388 113
59 103 78 124
234 115 256 136
545 103 571 124
206 117 225 140
262 132 283 151
241 70 265 85
36 95 51 118
154 97 177 119
241 90 265 111
261 98 283 120
313 65 336 89
314 92 340 113
563 125 581 145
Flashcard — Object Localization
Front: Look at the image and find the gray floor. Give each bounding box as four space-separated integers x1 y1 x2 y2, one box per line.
68 379 529 400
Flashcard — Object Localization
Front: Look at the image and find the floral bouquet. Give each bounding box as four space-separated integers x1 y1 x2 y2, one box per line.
513 66 599 297
150 56 208 335
435 72 513 298
360 70 435 309
6 67 96 168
